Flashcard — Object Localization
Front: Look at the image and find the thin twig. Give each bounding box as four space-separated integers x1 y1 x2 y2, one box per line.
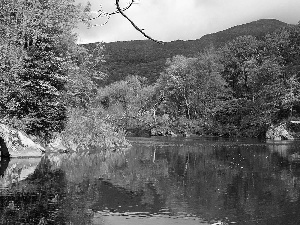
88 0 134 26
109 0 134 16
115 0 163 44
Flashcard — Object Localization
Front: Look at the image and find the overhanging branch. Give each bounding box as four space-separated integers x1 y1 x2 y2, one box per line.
115 0 163 44
88 1 134 27
90 1 134 19
87 0 163 44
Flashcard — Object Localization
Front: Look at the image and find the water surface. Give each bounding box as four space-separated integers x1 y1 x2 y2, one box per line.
1 137 300 224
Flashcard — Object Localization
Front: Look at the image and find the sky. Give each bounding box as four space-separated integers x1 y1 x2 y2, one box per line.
75 0 300 44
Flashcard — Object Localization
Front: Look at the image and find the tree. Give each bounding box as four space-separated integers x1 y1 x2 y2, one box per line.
219 35 263 98
263 24 300 119
265 24 300 77
65 43 106 108
214 36 283 136
157 55 198 119
281 75 300 118
157 51 230 121
0 0 88 140
96 75 155 130
193 49 231 118
215 30 300 136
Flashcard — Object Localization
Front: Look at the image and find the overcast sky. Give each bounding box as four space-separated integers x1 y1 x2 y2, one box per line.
75 0 300 44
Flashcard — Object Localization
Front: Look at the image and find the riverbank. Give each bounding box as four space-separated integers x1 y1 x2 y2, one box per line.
125 119 300 140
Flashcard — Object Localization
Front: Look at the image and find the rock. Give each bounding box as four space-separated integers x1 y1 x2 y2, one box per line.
266 124 294 140
0 124 44 157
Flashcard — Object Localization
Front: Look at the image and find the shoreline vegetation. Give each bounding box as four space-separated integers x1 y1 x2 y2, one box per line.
0 1 300 157
94 22 300 141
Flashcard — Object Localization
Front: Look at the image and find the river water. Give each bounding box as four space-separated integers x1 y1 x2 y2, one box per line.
1 136 300 224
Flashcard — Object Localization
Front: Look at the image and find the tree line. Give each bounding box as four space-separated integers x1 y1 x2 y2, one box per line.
0 0 299 146
98 23 300 137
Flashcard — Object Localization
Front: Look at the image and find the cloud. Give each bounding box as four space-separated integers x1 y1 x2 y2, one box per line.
75 0 300 43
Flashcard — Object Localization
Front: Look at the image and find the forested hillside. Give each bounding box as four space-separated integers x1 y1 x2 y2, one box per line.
94 21 300 138
0 1 298 145
83 19 288 84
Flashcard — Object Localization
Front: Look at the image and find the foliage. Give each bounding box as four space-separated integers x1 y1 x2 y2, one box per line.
83 19 287 85
280 75 300 118
219 35 275 99
212 98 273 137
0 6 298 142
265 24 300 75
96 75 156 132
92 23 300 138
61 107 129 152
64 43 106 108
212 24 300 137
156 52 230 122
157 55 198 119
0 0 89 140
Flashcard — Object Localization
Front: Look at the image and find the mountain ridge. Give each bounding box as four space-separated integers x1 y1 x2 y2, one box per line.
82 19 290 84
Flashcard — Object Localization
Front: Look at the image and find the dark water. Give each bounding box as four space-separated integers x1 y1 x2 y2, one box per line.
1 137 300 224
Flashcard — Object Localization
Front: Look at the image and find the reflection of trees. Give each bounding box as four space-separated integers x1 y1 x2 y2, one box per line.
0 157 69 224
37 142 300 224
97 142 300 224
0 152 125 224
0 158 9 177
2 140 300 224
0 158 41 188
48 151 127 183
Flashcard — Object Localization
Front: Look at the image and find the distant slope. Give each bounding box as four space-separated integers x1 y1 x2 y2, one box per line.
82 19 288 84
198 19 288 47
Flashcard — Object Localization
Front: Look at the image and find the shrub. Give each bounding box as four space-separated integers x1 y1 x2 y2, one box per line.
61 107 130 152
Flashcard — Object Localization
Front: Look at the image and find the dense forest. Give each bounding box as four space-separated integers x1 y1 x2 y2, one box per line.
92 20 300 138
0 0 299 149
83 19 288 84
0 0 127 150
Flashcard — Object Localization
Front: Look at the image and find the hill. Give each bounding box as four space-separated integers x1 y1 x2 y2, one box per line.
82 19 288 84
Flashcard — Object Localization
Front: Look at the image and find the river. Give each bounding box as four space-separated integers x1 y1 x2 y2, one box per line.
1 136 300 224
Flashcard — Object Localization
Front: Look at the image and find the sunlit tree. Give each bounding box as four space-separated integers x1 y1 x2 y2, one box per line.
157 51 229 120
0 0 88 139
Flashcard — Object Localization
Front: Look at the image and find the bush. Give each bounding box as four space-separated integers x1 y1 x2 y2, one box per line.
61 107 130 152
211 98 272 137
173 116 205 135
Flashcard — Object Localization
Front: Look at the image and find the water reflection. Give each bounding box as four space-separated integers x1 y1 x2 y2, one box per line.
0 157 41 187
0 156 67 224
0 158 9 176
0 138 300 224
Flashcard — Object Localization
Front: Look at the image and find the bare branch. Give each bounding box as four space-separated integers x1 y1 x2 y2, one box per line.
88 1 134 27
87 0 163 44
115 0 163 44
110 0 135 16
